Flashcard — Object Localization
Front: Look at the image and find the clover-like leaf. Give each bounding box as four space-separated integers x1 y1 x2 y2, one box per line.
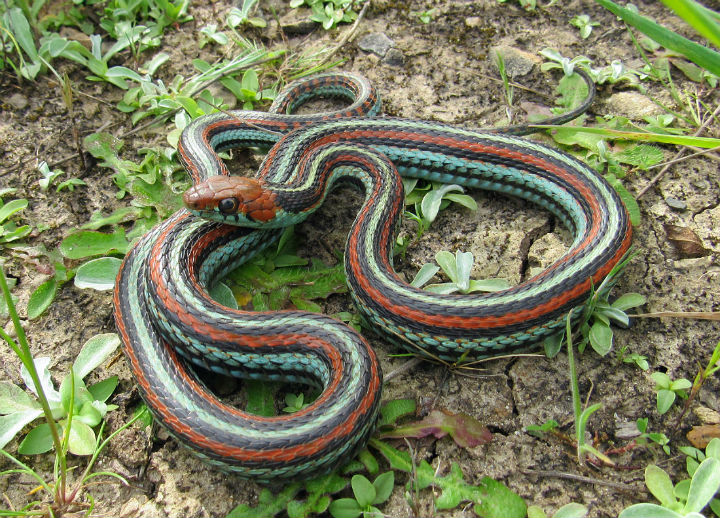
73 333 121 379
351 475 375 508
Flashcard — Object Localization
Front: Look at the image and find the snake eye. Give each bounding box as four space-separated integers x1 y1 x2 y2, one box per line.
218 197 239 214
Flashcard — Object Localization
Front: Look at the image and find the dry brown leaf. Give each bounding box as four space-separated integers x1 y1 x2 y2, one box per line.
687 424 720 448
664 224 710 258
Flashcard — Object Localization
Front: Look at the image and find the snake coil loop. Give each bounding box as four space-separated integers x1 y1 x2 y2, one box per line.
114 72 631 480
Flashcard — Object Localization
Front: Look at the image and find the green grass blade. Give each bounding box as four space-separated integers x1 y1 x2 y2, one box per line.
660 0 720 49
534 125 720 148
595 0 720 77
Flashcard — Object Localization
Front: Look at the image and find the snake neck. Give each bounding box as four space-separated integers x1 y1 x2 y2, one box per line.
268 143 405 245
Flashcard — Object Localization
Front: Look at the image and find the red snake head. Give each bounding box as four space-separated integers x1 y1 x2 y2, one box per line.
183 176 280 225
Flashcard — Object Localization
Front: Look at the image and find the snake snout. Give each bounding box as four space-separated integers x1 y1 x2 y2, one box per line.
183 185 206 210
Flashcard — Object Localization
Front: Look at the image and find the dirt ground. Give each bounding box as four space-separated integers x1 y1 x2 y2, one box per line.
1 0 719 516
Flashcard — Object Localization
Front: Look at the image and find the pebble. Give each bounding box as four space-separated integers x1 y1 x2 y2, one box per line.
278 11 316 34
605 91 664 119
465 16 482 27
615 417 641 440
383 48 404 67
119 498 140 517
665 197 687 210
358 32 395 58
7 93 28 110
489 45 539 78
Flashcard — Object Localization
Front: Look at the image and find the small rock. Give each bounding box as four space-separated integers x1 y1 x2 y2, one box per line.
82 101 100 119
604 91 664 119
489 45 539 78
358 32 395 58
156 426 170 441
7 93 28 110
366 54 381 66
665 197 687 210
119 498 140 517
615 416 640 440
695 406 720 425
279 11 316 34
383 48 404 67
281 19 317 34
465 16 482 27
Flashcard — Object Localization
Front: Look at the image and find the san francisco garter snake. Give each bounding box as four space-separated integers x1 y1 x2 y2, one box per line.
113 71 632 481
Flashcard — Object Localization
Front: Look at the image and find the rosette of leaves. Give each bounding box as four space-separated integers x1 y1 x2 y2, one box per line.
0 334 120 455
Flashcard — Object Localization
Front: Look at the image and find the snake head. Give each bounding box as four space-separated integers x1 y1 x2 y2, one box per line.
183 176 280 227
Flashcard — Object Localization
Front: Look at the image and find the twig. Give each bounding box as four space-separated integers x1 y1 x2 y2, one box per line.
45 77 115 107
522 469 643 491
384 357 423 382
317 0 370 67
644 145 720 170
632 311 720 321
636 102 720 199
474 73 555 101
456 352 544 368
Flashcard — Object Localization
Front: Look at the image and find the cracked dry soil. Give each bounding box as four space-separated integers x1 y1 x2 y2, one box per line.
1 0 719 516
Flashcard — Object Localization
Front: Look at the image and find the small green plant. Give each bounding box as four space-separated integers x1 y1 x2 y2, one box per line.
417 8 436 24
563 310 614 466
226 399 524 518
0 6 45 80
676 341 720 425
283 393 310 413
328 472 394 518
411 250 510 295
543 253 646 358
538 255 645 466
527 502 589 518
400 179 477 245
39 161 86 192
540 48 648 86
616 345 650 370
225 227 348 313
290 0 362 30
619 439 720 518
0 267 147 515
199 24 229 48
0 192 30 246
494 50 514 110
0 333 121 455
1 0 190 83
497 0 538 11
39 31 144 89
635 418 671 455
526 419 559 438
116 46 279 128
570 14 600 39
227 0 267 29
651 371 692 415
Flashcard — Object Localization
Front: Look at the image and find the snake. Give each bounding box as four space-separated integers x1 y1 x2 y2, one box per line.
113 71 632 481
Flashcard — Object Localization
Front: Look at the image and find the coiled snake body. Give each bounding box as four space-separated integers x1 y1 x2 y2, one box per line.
114 72 631 481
